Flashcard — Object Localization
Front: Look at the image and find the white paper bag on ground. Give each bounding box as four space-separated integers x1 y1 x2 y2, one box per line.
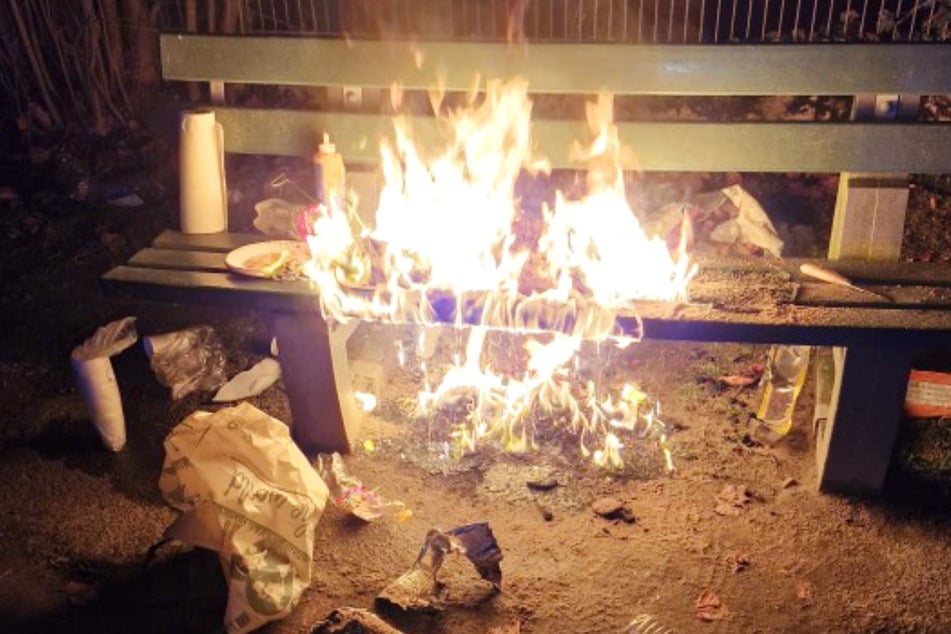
159 403 329 634
180 109 228 233
213 358 282 402
70 317 138 451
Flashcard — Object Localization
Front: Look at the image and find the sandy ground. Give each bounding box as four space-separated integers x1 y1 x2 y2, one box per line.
2 128 951 633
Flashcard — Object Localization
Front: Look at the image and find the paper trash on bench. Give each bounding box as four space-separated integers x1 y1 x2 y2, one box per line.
647 185 783 257
159 402 329 634
70 316 138 451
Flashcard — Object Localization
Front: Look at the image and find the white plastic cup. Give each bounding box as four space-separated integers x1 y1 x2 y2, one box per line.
71 356 126 452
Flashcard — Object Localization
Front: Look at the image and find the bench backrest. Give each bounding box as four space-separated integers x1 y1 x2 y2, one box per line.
161 34 951 173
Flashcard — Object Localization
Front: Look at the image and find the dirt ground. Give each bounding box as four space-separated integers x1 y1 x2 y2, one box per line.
2 104 951 634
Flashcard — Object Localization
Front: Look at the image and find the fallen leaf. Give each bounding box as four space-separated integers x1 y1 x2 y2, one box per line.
716 363 764 388
62 580 98 606
727 552 750 573
796 580 815 607
695 589 727 621
714 484 751 516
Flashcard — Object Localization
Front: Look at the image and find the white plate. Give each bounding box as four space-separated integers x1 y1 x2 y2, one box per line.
225 240 310 278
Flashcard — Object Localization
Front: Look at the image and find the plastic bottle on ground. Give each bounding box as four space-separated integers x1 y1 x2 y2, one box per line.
755 345 811 444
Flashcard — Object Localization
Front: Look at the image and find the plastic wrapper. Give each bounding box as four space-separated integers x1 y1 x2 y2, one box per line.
144 326 228 400
647 184 783 258
253 198 302 240
159 403 329 634
316 452 410 522
70 316 138 451
377 523 502 612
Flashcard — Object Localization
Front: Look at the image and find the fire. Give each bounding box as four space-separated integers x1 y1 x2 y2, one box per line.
303 76 693 470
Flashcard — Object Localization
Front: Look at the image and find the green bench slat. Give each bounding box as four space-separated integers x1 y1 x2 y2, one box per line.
215 108 951 173
102 265 320 312
128 248 227 271
151 230 268 252
161 35 951 96
101 261 951 347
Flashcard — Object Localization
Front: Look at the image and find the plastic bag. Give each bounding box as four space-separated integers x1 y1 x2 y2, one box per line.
144 326 227 400
316 452 410 522
159 403 329 634
253 198 302 240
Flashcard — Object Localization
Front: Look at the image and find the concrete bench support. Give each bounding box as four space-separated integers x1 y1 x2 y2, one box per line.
271 313 361 457
816 345 912 494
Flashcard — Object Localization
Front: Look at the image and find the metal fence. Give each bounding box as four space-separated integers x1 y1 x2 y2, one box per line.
159 0 951 43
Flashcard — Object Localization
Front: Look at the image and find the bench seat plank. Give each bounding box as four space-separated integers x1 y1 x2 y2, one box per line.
161 35 951 96
151 230 266 252
102 259 951 347
128 248 227 271
214 108 951 173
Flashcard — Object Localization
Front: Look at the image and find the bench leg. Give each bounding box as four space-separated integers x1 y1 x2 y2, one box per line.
271 312 361 457
815 345 912 495
828 173 908 261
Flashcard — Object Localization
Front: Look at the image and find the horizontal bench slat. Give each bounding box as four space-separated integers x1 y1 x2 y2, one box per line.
129 248 227 271
102 265 320 312
215 108 951 172
161 34 951 96
151 230 267 252
102 261 951 347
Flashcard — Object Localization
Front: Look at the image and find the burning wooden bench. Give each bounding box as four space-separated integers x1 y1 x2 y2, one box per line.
103 33 951 495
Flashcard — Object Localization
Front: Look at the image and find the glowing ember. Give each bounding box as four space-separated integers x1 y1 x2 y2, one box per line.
303 77 693 470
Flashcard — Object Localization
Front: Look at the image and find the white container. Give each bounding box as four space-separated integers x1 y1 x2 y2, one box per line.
179 109 228 233
71 356 126 452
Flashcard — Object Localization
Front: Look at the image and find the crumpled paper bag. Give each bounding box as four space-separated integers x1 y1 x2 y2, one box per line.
648 184 783 257
159 402 329 634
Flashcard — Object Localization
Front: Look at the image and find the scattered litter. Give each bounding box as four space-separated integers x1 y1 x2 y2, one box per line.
694 589 727 621
782 477 799 489
159 403 329 634
70 316 138 451
377 523 502 612
727 552 751 573
591 497 636 523
253 198 305 240
316 452 410 522
107 193 145 207
311 607 405 633
144 325 228 400
648 185 783 257
624 613 673 633
717 363 765 388
213 357 282 402
714 484 752 516
61 579 98 606
905 369 951 418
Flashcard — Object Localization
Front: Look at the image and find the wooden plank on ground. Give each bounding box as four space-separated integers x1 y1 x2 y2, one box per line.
161 35 951 96
214 108 951 173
